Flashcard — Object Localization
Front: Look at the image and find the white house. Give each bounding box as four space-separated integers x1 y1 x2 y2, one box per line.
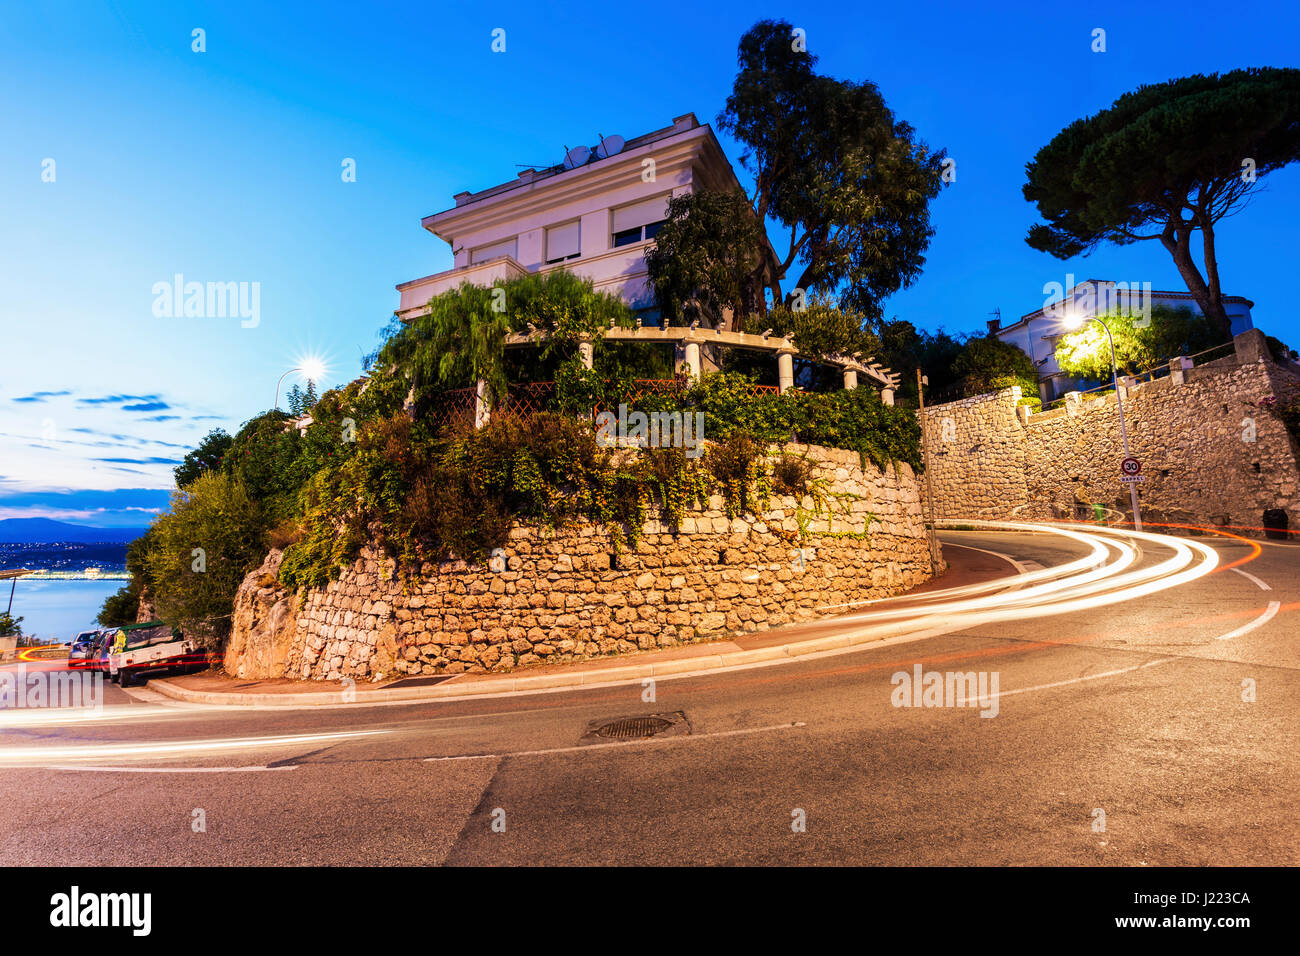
392 112 899 398
992 278 1255 401
395 113 742 324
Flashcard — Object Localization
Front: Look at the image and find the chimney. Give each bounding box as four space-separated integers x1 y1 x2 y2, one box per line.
986 318 1001 334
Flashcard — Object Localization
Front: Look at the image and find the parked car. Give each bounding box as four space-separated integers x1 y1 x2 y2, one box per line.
107 620 199 686
79 630 116 677
67 629 104 669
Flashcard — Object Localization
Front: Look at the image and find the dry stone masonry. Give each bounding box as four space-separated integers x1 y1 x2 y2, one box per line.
225 443 934 682
921 330 1300 530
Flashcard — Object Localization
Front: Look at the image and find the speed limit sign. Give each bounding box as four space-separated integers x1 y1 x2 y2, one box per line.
1121 457 1141 476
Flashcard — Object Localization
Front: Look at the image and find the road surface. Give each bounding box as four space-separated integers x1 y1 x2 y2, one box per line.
1 525 1296 865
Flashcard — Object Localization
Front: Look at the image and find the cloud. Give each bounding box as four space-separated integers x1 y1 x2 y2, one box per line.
143 415 181 422
93 456 183 466
121 401 171 412
77 393 163 406
11 390 73 403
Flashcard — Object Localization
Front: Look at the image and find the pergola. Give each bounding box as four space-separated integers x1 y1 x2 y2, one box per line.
504 323 900 401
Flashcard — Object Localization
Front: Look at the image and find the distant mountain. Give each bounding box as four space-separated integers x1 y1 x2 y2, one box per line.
0 518 148 544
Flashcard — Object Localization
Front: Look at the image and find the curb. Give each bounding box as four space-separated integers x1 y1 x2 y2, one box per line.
147 627 893 709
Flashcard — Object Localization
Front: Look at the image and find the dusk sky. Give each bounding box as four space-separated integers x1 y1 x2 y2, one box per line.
3 0 1297 527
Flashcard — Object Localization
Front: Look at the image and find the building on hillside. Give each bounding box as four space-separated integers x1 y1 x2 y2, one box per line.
990 278 1255 402
396 113 745 325
393 112 899 399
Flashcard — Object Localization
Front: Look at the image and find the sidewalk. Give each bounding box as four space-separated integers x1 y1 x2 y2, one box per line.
149 543 1017 708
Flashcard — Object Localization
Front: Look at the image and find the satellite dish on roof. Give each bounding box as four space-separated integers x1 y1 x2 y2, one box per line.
563 145 590 170
595 134 625 159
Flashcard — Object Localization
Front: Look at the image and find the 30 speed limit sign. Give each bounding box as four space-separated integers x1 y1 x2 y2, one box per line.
1120 457 1141 476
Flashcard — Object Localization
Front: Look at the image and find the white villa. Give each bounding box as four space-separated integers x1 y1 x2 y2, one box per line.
396 113 740 324
992 278 1255 401
394 112 898 399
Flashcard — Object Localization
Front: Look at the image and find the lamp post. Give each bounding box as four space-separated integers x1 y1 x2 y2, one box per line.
274 367 304 411
1066 314 1143 531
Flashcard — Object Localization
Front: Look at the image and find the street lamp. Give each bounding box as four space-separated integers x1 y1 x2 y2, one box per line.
274 357 327 410
274 367 303 411
1062 311 1143 531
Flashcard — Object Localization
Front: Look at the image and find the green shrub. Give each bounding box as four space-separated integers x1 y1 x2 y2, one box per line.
142 473 267 637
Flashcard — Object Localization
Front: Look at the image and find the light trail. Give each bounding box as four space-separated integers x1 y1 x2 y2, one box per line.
0 730 386 768
0 521 1236 764
812 521 1220 650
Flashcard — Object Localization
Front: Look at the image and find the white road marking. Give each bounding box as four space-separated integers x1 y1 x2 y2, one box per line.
988 657 1176 702
1230 567 1273 591
945 542 1031 576
1215 601 1281 641
423 721 807 762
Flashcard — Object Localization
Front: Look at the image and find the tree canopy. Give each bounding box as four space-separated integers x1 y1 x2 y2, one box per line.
644 189 766 328
717 18 946 320
1054 305 1221 379
1023 68 1300 340
375 270 633 402
951 335 1040 398
174 428 233 489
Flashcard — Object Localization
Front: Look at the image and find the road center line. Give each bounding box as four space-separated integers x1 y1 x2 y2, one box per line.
423 721 807 762
988 657 1176 702
1230 567 1273 591
1215 600 1281 641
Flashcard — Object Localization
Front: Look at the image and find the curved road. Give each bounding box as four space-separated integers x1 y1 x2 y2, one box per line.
1 525 1296 865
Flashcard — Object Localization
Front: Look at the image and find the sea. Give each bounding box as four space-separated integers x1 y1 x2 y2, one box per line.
4 578 122 644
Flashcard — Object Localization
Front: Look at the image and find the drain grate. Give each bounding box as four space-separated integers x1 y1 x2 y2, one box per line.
594 715 675 739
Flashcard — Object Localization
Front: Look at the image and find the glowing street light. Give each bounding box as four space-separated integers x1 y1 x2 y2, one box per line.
274 356 327 411
1062 311 1143 531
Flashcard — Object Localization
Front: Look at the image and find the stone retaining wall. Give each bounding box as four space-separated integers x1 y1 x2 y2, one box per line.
921 331 1300 529
225 443 934 682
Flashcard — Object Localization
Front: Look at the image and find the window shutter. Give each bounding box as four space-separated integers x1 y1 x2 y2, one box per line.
545 221 580 260
611 194 670 234
471 237 517 264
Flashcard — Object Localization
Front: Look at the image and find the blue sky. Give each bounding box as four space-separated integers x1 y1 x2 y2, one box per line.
2 0 1298 527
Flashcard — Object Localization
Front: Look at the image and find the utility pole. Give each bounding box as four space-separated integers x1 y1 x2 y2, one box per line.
917 368 940 574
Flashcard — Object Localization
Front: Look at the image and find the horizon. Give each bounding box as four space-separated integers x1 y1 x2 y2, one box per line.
4 0 1299 527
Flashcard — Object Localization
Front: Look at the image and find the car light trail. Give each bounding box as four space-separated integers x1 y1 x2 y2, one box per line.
815 521 1219 648
0 729 386 768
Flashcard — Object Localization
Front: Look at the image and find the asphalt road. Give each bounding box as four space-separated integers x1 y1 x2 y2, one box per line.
1 526 1296 866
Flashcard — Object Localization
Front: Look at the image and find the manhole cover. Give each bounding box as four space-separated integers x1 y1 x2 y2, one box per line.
595 716 674 739
584 710 689 742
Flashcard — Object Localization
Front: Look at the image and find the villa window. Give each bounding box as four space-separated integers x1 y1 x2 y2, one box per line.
470 237 517 264
545 221 581 264
612 193 671 247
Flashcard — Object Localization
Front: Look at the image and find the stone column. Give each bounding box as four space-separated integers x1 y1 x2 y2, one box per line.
843 367 859 390
880 387 895 406
1169 355 1192 386
777 349 795 394
474 378 491 429
683 340 702 380
1233 327 1269 364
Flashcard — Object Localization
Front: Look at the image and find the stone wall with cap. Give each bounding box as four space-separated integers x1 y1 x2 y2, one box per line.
920 331 1300 531
224 443 935 682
